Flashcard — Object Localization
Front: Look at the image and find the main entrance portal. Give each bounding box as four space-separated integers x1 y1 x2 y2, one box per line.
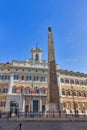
33 100 38 112
10 101 19 115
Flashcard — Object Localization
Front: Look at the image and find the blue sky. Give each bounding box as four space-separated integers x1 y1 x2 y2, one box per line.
0 0 87 73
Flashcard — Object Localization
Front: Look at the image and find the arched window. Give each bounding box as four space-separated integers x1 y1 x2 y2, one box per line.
14 75 18 80
76 80 79 85
0 75 4 80
26 76 31 81
41 77 45 82
85 81 87 86
70 80 74 84
67 90 70 96
65 79 69 84
80 80 84 85
60 78 64 83
26 88 30 94
20 87 24 94
3 88 8 93
34 88 40 94
78 91 81 96
21 76 24 80
63 102 66 108
72 90 76 96
67 101 71 109
5 75 10 80
35 54 39 61
83 91 86 97
62 89 65 95
12 86 17 93
41 88 46 94
34 76 38 81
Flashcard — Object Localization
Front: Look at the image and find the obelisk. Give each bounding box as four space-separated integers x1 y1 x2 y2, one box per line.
46 27 60 117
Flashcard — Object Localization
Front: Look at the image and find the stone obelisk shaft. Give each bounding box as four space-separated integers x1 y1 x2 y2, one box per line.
47 27 60 111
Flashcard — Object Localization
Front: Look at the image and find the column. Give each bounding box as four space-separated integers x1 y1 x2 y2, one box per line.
22 97 25 112
8 73 14 94
30 97 33 112
39 98 42 112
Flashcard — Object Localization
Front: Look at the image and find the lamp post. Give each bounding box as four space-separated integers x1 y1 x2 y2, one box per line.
71 85 76 117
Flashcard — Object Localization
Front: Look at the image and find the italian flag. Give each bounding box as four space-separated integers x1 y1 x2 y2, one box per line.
31 83 35 94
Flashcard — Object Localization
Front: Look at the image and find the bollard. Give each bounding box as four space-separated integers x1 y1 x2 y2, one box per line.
19 123 22 130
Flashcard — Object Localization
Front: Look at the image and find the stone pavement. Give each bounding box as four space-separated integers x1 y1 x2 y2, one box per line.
0 119 87 130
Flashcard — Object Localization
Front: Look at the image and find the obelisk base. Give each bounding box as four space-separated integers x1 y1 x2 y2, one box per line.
46 103 61 118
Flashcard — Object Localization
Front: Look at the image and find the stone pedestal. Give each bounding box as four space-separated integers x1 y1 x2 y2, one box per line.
46 103 60 117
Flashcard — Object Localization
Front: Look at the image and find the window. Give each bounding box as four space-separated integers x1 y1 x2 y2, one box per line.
5 75 10 80
67 90 70 96
0 75 4 80
35 88 40 94
67 102 71 109
60 78 64 83
14 75 18 80
62 89 65 95
63 102 66 108
3 88 8 93
85 81 87 86
78 91 81 96
20 87 24 94
41 88 46 94
21 76 24 80
83 92 86 97
72 90 76 96
76 80 79 85
26 76 31 81
70 80 74 84
12 87 17 93
34 76 38 81
1 101 6 107
41 77 45 82
35 54 39 61
26 88 30 94
80 80 84 85
65 79 69 84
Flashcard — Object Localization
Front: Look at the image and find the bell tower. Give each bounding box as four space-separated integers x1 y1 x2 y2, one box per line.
31 46 42 62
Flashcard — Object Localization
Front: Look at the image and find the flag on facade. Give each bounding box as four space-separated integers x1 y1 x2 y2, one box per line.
31 83 35 94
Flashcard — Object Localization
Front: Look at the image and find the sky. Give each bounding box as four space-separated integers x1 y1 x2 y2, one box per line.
0 0 87 73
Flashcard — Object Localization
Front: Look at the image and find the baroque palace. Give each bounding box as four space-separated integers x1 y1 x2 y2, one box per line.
0 46 87 115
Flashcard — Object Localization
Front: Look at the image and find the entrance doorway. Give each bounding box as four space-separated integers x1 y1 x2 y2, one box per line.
10 101 19 115
42 105 45 112
25 105 29 112
33 100 38 112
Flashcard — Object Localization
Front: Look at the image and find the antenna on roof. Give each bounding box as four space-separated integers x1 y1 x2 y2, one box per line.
36 42 38 49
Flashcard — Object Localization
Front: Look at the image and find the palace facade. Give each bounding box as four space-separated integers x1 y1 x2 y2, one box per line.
0 47 87 114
